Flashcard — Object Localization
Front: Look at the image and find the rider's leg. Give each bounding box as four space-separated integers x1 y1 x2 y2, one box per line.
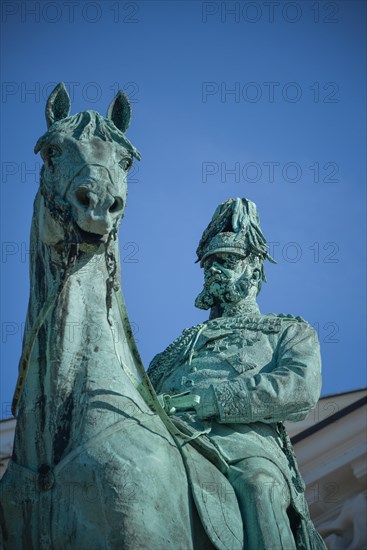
227 456 297 550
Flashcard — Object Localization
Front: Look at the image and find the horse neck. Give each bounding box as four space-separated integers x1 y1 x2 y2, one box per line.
13 210 148 469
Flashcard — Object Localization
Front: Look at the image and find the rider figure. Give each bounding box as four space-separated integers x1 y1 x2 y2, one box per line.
148 198 327 550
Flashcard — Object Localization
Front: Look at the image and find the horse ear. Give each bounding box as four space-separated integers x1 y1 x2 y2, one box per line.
107 90 131 133
45 83 71 128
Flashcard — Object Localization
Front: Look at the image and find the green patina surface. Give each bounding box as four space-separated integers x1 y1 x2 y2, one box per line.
0 84 326 550
149 198 327 550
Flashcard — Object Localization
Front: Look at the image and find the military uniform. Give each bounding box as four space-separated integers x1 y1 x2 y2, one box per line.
148 197 326 549
148 310 326 549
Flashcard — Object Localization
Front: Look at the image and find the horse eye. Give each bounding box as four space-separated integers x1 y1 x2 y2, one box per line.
119 157 132 171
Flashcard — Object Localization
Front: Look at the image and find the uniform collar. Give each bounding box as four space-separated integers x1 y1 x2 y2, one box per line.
210 301 260 319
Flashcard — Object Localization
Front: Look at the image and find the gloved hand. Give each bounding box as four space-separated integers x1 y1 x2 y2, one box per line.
192 386 219 420
157 391 201 415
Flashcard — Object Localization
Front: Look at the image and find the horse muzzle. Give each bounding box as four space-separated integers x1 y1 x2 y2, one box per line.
68 167 125 241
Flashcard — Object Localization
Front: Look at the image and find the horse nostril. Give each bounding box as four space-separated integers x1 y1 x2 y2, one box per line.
75 187 90 208
74 187 123 216
109 198 123 214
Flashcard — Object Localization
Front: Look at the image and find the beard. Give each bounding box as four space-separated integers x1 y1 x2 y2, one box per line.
195 275 251 311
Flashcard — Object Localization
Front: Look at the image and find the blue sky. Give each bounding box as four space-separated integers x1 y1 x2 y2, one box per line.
1 0 366 418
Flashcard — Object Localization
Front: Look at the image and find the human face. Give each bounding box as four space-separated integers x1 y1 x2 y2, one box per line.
202 253 247 302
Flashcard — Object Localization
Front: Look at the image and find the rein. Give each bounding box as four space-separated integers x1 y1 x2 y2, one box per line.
113 288 209 443
12 180 79 416
11 242 78 416
12 279 206 445
12 197 205 444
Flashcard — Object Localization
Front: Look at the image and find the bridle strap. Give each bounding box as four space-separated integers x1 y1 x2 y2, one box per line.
113 288 209 443
11 249 76 417
12 214 202 445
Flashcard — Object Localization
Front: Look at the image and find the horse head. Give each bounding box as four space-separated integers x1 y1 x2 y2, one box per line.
34 82 141 247
9 83 142 417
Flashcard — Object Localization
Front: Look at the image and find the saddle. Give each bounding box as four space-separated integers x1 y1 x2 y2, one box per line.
173 416 244 550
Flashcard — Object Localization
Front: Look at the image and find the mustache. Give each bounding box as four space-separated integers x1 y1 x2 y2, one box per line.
204 272 229 285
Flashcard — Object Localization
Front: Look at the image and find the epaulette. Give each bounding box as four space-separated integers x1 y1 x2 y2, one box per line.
207 315 282 334
266 313 308 324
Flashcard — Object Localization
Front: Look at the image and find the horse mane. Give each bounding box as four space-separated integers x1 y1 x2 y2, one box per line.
34 110 141 160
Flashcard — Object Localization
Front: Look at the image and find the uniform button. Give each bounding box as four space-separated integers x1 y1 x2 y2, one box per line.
185 379 194 387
